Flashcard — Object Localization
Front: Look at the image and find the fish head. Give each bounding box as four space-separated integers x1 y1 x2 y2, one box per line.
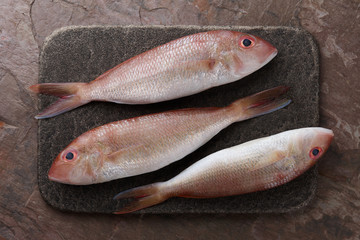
223 32 277 77
294 127 334 169
48 134 104 185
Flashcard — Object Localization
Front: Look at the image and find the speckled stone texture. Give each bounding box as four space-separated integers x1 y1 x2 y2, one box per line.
37 25 319 214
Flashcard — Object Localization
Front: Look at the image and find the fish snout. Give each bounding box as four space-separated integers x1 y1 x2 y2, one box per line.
48 156 95 185
317 128 334 150
48 161 72 184
258 41 278 65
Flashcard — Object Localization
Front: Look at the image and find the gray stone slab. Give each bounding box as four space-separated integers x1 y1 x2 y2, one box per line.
37 25 319 214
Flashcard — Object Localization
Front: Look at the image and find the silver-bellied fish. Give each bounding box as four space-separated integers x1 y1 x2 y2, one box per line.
113 127 333 214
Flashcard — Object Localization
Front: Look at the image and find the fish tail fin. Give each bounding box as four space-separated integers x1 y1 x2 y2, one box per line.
29 83 89 119
227 86 291 122
113 182 169 214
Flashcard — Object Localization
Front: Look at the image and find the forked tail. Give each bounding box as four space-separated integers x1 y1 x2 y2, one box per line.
29 83 89 119
113 182 169 214
227 86 291 121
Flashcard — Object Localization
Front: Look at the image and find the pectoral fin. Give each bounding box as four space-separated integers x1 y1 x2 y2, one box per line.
174 59 218 72
106 143 146 163
246 150 287 173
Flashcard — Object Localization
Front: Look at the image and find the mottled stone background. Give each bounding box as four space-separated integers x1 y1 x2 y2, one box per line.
0 1 359 239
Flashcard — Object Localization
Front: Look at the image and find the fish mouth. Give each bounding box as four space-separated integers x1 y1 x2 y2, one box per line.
48 173 70 184
320 129 334 147
319 128 334 136
259 47 278 68
48 162 72 184
312 128 334 152
48 162 95 185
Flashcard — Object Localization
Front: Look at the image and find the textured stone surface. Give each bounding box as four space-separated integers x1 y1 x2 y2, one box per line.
37 25 319 214
0 0 359 239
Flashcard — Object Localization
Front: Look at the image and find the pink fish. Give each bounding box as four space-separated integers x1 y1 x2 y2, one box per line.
48 86 290 185
113 127 334 214
30 30 277 119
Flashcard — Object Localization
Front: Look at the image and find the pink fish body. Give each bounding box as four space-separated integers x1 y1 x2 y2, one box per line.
113 127 334 214
30 30 277 119
48 86 290 185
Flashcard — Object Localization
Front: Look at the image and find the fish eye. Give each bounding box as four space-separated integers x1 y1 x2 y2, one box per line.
239 36 255 49
242 39 252 47
66 152 74 160
63 150 77 161
309 147 322 160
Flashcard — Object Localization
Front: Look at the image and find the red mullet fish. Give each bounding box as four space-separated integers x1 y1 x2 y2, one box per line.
113 127 334 214
30 30 277 119
48 86 290 185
